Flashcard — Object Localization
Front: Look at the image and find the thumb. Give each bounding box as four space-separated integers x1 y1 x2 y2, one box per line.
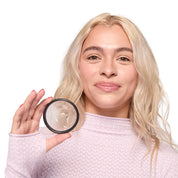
46 133 72 152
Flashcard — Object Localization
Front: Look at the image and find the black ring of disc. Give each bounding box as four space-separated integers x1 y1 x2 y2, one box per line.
43 98 79 134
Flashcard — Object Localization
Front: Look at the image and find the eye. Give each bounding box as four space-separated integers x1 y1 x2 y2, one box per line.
87 55 100 60
119 57 130 61
117 56 131 64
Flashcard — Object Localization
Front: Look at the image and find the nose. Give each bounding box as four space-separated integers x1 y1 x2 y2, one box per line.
100 59 117 78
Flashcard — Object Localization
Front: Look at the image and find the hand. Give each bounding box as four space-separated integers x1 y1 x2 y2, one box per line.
11 89 71 151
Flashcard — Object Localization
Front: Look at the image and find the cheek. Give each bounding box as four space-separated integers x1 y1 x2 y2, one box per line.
79 63 97 84
79 65 89 83
119 67 138 101
121 66 138 87
79 64 91 91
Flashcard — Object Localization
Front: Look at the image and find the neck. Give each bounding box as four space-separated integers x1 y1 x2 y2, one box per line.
85 103 130 118
82 112 135 135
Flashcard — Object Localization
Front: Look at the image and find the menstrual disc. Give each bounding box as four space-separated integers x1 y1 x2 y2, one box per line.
43 98 79 134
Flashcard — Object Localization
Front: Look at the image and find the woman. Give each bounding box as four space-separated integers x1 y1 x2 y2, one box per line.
5 13 178 177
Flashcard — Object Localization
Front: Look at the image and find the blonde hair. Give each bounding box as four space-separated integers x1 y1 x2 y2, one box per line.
54 13 176 168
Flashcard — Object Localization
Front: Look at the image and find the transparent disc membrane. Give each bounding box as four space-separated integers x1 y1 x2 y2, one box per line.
43 99 79 133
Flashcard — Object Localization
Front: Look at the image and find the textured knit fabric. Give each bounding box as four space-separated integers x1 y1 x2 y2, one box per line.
5 112 178 178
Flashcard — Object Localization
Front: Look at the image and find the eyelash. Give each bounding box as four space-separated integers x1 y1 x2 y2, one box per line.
87 55 100 60
118 57 131 62
86 55 131 63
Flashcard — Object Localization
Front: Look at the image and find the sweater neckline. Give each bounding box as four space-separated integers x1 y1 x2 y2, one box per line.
81 112 136 135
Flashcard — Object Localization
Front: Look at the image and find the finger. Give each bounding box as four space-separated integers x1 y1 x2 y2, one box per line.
13 104 25 122
28 89 45 120
11 104 25 133
26 97 53 133
32 96 53 122
22 90 37 120
46 133 72 152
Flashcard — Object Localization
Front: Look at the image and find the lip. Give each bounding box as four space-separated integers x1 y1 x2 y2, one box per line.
95 82 120 92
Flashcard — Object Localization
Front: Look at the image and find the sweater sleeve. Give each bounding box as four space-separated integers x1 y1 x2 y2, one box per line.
159 145 178 177
5 132 46 178
163 155 178 177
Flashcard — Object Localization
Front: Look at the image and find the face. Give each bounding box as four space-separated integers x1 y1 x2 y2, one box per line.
79 24 138 117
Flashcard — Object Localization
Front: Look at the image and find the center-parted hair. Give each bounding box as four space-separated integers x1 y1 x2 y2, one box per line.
54 13 175 168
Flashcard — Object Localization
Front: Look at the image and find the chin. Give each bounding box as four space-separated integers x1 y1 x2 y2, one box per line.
93 97 121 109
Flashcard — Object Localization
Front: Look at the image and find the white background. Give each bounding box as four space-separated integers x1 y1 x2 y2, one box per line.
0 0 178 176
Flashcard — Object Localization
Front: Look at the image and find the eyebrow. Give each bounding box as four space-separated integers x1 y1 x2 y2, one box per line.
83 46 133 54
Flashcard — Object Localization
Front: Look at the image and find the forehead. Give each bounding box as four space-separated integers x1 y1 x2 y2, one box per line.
83 24 132 49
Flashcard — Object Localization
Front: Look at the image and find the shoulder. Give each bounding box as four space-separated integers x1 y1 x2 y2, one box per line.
158 142 178 160
157 142 178 176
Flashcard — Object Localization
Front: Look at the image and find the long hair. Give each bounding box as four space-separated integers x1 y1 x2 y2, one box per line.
54 13 176 167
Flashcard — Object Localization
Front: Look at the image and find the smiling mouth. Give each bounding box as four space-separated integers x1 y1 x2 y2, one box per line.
95 82 120 92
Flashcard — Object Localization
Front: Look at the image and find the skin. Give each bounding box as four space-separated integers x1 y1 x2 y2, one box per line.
11 24 138 151
11 89 71 152
79 24 138 118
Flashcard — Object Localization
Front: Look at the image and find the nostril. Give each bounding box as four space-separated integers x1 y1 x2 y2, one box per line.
99 60 117 78
101 71 117 78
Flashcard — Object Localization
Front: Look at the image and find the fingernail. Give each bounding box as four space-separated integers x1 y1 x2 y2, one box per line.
31 90 36 93
39 89 44 93
67 133 72 138
19 104 23 108
47 97 53 100
68 134 72 138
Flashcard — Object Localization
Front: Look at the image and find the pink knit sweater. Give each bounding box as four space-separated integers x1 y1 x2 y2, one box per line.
5 113 178 177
